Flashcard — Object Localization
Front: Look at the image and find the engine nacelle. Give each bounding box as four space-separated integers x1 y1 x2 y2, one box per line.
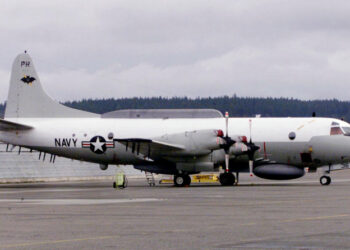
253 164 305 180
156 129 223 156
99 164 108 170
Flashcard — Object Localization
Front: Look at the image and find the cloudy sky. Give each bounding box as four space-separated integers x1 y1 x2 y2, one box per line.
1 0 350 102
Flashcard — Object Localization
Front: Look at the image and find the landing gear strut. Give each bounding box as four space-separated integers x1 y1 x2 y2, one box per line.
219 172 235 186
174 174 191 187
320 175 331 185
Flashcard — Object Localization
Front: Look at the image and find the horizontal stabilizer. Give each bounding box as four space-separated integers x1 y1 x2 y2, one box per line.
0 119 33 131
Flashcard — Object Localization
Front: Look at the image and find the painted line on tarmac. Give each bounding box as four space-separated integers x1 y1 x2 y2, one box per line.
239 213 350 226
2 235 121 249
3 213 349 249
0 198 163 205
281 214 349 223
0 188 107 194
284 178 350 184
238 178 350 185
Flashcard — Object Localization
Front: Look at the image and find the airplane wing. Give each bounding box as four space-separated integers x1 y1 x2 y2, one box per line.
115 129 223 162
0 119 33 131
114 138 185 160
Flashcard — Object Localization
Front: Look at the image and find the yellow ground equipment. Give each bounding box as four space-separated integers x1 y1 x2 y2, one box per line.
191 174 219 183
159 174 219 184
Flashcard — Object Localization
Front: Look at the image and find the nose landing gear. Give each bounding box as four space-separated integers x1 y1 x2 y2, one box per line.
319 164 332 186
320 175 331 185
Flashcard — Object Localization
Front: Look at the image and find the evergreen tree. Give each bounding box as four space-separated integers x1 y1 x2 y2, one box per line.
1 97 350 121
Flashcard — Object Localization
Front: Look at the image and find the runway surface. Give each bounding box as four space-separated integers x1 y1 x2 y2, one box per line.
1 171 350 249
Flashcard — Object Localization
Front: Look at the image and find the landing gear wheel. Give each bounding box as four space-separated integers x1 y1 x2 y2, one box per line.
219 173 235 186
174 174 189 187
320 175 331 185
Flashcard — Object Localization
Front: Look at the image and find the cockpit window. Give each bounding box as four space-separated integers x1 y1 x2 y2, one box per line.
331 122 339 126
330 121 350 136
330 126 343 135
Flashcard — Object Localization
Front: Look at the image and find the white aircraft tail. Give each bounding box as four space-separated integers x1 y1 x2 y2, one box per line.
5 53 99 118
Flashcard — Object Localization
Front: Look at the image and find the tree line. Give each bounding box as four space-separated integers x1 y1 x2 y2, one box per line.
1 96 350 120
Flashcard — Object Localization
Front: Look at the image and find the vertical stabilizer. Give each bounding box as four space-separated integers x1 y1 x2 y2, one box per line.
5 53 99 118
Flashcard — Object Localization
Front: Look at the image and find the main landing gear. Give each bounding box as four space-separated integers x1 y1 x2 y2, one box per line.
174 174 191 187
320 175 331 185
219 172 236 186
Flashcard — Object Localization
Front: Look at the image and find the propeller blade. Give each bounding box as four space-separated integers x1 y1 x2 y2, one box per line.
221 112 232 173
249 160 253 177
225 111 229 137
247 119 258 177
225 153 230 173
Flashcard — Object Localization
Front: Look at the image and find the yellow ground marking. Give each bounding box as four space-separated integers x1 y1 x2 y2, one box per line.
2 235 119 248
281 214 349 223
239 214 349 226
3 214 349 248
236 196 350 207
2 194 350 249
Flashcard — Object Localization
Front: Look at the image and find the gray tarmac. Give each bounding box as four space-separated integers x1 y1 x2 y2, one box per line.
1 171 350 249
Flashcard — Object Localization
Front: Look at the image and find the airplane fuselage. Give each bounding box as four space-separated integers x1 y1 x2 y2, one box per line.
1 117 350 170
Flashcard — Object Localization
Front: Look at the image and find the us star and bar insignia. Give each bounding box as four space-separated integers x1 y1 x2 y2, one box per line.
82 136 114 154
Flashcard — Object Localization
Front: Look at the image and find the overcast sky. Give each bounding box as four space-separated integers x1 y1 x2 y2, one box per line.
1 0 350 102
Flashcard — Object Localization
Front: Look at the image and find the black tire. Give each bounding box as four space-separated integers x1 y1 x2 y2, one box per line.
320 175 331 185
219 173 235 186
174 175 186 187
113 182 116 188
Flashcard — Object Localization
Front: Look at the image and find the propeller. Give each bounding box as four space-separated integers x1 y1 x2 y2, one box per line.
219 112 235 173
218 113 259 176
246 119 260 177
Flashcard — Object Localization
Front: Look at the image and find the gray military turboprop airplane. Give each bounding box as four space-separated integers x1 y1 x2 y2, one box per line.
1 52 350 187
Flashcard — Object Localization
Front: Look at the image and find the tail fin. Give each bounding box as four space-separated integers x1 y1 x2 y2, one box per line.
5 53 99 118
